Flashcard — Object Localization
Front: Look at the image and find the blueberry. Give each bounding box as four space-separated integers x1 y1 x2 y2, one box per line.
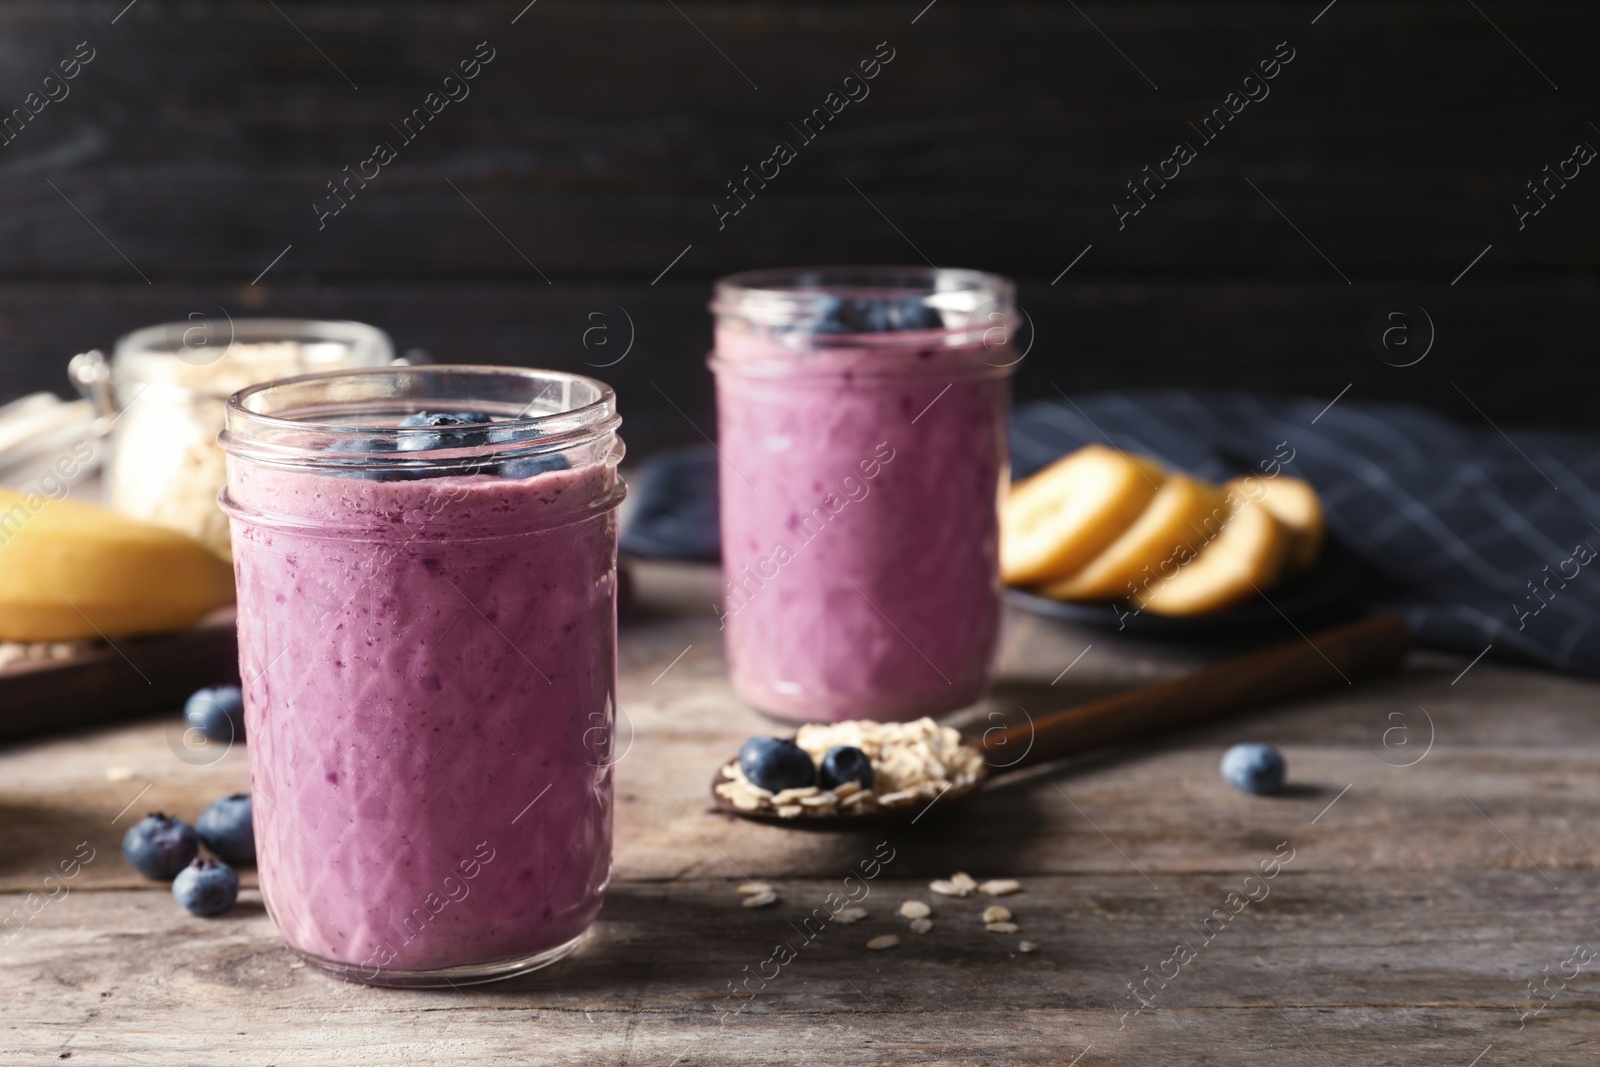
818 745 874 790
499 453 570 479
323 413 497 480
123 813 200 880
197 793 255 867
485 420 562 479
398 411 494 429
396 410 496 452
877 294 944 332
172 857 240 917
814 295 943 333
324 434 404 481
812 295 853 334
738 737 816 792
327 435 396 455
184 686 244 744
1221 743 1286 796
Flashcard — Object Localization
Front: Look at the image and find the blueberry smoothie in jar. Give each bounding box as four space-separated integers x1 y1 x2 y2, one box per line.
710 267 1018 722
219 367 624 986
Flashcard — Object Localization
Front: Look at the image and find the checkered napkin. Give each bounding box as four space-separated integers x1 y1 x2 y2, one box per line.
1010 391 1600 677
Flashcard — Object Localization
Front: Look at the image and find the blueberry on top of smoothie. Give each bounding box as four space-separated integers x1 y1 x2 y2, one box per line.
811 295 853 334
324 410 565 481
396 410 496 452
818 745 874 790
812 294 944 334
499 454 570 479
874 295 944 332
123 813 200 880
739 737 816 792
324 432 406 480
400 411 494 428
1221 743 1286 796
327 435 396 455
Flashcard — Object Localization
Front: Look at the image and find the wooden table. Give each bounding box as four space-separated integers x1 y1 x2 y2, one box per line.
4 559 1598 1065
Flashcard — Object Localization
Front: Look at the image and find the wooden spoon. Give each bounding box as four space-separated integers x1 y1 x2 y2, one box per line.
710 614 1410 830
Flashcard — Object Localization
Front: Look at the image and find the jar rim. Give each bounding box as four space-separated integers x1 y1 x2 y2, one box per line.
111 318 394 401
221 365 620 475
711 264 1013 324
710 265 1016 349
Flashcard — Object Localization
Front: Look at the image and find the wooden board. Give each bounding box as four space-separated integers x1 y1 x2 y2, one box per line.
0 609 238 746
2 559 1598 1063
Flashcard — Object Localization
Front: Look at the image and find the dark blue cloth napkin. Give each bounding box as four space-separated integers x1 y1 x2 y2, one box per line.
620 445 722 562
622 392 1600 676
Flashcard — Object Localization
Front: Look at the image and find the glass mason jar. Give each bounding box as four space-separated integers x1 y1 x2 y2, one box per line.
69 318 394 558
709 266 1018 722
218 366 625 987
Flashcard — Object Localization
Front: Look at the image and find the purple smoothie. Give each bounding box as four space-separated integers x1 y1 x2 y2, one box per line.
712 327 1010 722
224 406 622 980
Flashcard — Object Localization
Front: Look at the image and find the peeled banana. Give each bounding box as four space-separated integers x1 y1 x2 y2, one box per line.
0 488 235 641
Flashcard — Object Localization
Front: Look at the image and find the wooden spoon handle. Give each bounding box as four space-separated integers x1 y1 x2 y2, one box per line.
982 615 1411 772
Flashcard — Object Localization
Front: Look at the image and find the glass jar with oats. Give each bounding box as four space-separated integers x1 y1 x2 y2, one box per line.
71 319 394 558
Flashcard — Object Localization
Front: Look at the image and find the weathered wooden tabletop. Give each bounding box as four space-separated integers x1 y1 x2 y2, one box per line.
4 559 1597 1065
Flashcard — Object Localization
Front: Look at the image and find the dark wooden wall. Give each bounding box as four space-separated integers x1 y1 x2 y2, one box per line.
0 1 1595 450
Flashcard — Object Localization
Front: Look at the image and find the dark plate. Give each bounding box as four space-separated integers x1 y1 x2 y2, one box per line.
1005 543 1361 636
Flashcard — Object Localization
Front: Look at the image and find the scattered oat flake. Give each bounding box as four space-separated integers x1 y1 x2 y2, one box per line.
867 934 900 950
1018 941 1038 953
981 905 1013 924
910 917 933 934
898 900 931 919
979 878 1021 896
833 907 869 924
742 891 778 909
950 872 977 891
985 921 1020 934
775 804 803 818
736 882 772 896
104 767 135 782
929 879 967 897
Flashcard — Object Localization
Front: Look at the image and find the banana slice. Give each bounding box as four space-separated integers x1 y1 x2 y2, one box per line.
1040 475 1229 601
1001 446 1164 586
1228 475 1324 572
1136 499 1288 616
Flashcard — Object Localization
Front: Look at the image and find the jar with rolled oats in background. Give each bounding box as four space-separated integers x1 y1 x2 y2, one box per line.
70 319 394 558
